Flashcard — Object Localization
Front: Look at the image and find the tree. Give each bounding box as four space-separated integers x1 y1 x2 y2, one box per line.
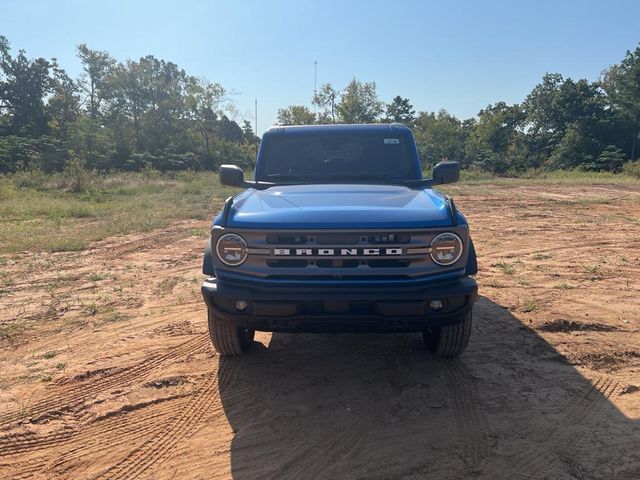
385 96 415 125
336 78 383 123
185 78 229 167
466 102 526 171
523 74 611 168
312 83 338 123
603 45 640 160
77 44 116 118
276 105 316 125
47 63 81 139
579 145 628 172
241 120 259 144
413 110 467 168
0 35 53 136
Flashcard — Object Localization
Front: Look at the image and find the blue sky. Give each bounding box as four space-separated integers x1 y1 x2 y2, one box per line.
1 0 639 133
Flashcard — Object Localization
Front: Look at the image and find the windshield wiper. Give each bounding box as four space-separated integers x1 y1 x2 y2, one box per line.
262 173 430 189
264 174 315 182
317 174 409 185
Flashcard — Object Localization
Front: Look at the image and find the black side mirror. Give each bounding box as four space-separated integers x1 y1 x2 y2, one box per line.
219 164 244 187
431 161 460 185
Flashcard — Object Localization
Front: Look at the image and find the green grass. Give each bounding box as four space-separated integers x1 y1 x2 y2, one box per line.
457 168 640 185
2 167 638 255
0 171 237 254
492 260 516 275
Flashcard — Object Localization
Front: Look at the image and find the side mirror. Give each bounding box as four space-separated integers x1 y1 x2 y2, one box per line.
431 161 460 185
219 164 244 187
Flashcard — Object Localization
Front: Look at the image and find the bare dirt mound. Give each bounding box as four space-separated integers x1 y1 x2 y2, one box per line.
1 184 639 479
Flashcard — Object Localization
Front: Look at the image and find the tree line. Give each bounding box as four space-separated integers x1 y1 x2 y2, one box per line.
278 45 640 173
2 35 639 175
0 36 258 173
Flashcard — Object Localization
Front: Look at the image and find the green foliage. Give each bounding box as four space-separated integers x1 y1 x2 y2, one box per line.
579 145 628 172
277 105 316 125
336 78 383 123
61 156 94 193
622 160 640 178
2 35 640 176
385 96 415 125
0 37 257 173
413 110 469 169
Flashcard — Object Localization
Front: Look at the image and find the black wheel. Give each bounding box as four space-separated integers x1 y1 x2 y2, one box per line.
207 308 254 355
423 310 472 357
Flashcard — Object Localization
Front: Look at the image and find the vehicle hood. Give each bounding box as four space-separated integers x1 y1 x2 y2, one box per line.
223 184 453 229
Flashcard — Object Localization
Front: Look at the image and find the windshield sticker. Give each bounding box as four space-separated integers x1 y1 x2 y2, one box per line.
384 138 400 144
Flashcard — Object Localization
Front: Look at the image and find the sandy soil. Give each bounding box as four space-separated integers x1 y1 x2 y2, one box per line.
1 183 639 480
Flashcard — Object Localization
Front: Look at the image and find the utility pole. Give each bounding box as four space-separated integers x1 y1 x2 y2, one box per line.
254 99 258 140
313 60 318 114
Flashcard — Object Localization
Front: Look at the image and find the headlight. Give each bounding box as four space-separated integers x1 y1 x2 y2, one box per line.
216 233 248 266
430 233 463 266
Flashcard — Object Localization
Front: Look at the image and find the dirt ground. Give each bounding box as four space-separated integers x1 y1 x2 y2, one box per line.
1 183 639 480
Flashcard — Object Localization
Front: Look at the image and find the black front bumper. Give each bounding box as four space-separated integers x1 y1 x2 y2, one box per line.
201 276 477 333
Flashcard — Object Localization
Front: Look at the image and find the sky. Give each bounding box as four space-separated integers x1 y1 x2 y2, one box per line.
1 0 639 134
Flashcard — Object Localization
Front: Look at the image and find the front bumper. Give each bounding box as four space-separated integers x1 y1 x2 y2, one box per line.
201 276 477 333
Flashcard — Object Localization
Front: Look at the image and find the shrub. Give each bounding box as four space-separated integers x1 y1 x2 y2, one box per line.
623 160 640 179
61 157 95 193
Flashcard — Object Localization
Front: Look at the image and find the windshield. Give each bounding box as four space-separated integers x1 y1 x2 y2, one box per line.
259 133 418 182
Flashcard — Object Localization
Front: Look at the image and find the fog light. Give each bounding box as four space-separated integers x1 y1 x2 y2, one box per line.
235 299 248 311
430 300 443 311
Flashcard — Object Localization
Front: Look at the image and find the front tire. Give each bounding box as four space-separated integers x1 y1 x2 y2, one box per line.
207 308 254 355
423 310 472 357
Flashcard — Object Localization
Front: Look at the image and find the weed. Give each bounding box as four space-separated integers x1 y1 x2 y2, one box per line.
157 277 180 293
40 374 52 383
88 272 106 282
55 362 67 370
0 323 27 343
84 303 99 316
493 260 516 275
42 351 57 359
188 228 210 238
583 263 600 274
554 283 575 290
522 300 538 313
102 311 130 323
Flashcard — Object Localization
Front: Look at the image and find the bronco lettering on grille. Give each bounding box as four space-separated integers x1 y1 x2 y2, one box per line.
273 248 403 256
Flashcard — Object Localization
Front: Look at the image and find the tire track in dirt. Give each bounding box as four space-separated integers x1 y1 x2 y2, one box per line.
0 392 193 459
48 394 196 477
269 339 418 480
0 334 209 427
513 375 619 478
274 336 478 480
95 362 237 479
444 359 491 472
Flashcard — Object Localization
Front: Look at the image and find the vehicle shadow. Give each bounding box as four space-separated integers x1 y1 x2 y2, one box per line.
217 296 640 480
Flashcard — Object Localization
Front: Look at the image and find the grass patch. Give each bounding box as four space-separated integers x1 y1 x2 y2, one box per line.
103 311 130 323
521 300 538 313
554 283 576 290
0 322 27 343
88 272 107 282
42 351 57 359
0 171 236 254
583 263 601 275
457 168 640 185
492 260 516 275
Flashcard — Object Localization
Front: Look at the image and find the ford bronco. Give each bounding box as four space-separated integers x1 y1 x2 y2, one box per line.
201 124 477 356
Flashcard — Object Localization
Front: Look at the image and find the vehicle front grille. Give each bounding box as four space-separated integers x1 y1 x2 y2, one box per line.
215 227 468 281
